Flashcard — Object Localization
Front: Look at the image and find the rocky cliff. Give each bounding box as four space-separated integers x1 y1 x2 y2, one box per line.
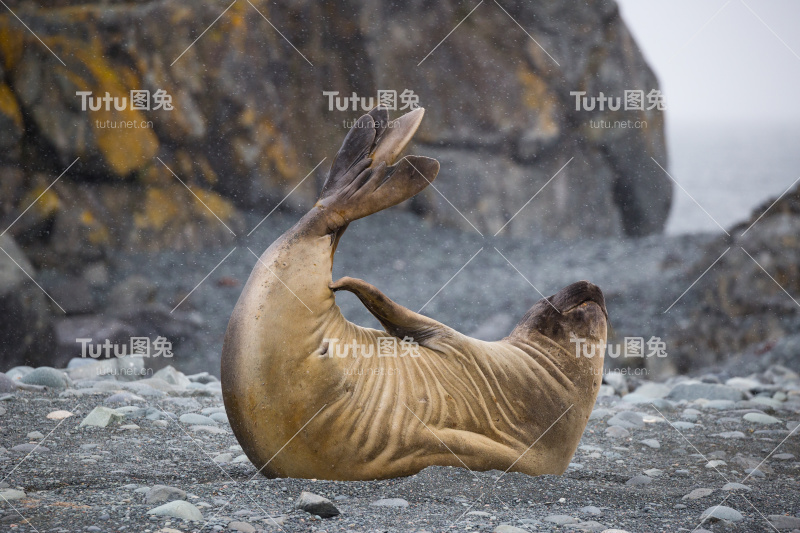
0 0 671 270
669 181 800 372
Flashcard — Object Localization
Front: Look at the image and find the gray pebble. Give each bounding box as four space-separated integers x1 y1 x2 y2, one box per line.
227 521 256 533
370 498 409 508
80 406 123 428
0 489 26 501
179 413 217 426
145 484 187 504
766 515 800 529
713 431 745 439
0 373 17 393
295 491 340 518
667 383 743 402
493 526 527 533
604 426 630 439
147 500 203 521
104 392 145 406
543 514 578 525
743 413 780 425
722 483 751 491
11 443 49 453
209 412 229 424
20 367 71 389
607 411 645 429
699 505 743 522
625 475 652 486
683 488 714 500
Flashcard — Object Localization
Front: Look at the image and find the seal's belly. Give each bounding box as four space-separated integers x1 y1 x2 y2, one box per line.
251 322 586 480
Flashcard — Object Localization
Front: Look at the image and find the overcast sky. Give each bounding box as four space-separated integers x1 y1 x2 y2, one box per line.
616 0 800 124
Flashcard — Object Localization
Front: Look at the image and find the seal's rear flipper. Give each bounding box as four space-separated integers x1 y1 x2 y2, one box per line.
331 276 455 351
317 107 439 230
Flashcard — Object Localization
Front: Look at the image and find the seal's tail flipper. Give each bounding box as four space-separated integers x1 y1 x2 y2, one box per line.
330 276 455 351
317 107 440 228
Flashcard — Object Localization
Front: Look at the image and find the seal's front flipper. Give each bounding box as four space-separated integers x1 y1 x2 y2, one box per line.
331 276 455 351
317 108 439 231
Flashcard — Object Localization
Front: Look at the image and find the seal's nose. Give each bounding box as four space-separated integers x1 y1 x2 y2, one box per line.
549 281 608 320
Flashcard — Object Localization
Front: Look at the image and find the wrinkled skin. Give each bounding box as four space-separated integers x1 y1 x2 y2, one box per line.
221 108 608 480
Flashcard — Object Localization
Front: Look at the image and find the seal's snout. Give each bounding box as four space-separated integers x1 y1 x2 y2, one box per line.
508 280 609 345
550 280 608 321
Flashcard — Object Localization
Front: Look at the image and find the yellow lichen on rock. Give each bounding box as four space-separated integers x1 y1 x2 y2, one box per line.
133 187 183 231
517 67 559 138
257 118 300 183
25 187 60 219
69 38 159 177
191 187 235 222
0 21 24 71
79 209 110 246
0 83 23 129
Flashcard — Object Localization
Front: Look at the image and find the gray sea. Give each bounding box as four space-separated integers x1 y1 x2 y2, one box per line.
665 120 800 234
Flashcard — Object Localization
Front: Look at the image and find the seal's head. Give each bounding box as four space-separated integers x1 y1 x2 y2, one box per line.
509 280 608 360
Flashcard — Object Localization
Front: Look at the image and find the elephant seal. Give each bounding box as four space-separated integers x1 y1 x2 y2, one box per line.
221 107 608 480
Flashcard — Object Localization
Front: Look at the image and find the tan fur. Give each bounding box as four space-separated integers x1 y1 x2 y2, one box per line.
221 109 608 480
